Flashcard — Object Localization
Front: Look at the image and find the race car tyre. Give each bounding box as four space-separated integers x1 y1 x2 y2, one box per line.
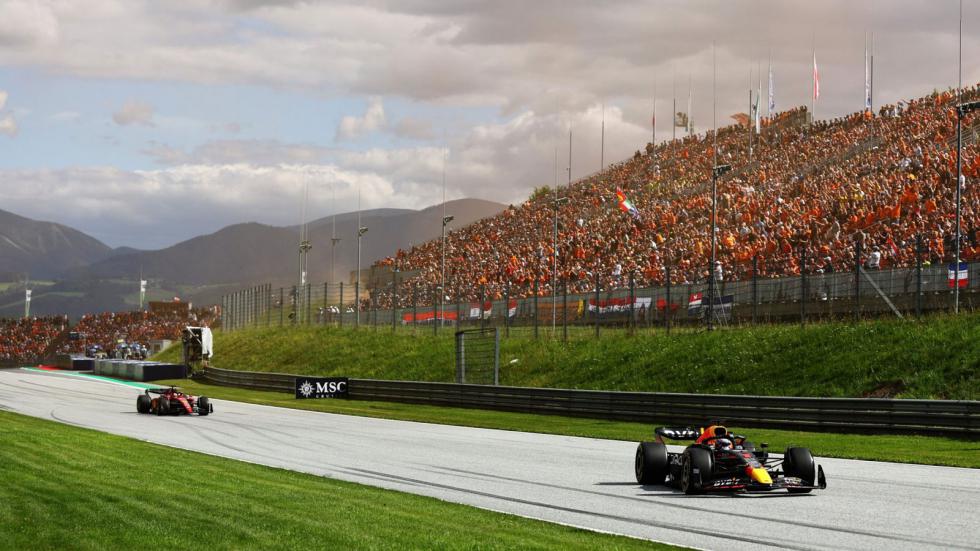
783 447 816 494
136 394 151 414
635 442 668 485
156 397 170 416
681 447 713 495
197 396 210 416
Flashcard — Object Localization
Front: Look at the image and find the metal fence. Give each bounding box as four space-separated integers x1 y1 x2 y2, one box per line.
200 366 980 436
221 259 979 337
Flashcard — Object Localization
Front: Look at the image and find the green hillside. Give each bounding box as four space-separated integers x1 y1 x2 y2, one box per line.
156 314 980 399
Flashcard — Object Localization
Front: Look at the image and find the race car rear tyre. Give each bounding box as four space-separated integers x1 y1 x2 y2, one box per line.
197 396 210 416
136 394 151 414
681 447 713 495
783 447 816 494
635 442 668 485
156 398 170 416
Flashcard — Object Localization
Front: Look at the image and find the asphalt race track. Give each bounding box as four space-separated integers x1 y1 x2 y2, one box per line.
1 368 978 551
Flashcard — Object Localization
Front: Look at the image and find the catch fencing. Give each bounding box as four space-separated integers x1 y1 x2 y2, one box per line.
201 366 980 436
220 258 979 338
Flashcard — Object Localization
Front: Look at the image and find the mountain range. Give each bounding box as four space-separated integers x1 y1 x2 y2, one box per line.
0 199 505 318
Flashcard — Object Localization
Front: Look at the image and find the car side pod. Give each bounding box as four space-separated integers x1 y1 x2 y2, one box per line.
817 465 827 489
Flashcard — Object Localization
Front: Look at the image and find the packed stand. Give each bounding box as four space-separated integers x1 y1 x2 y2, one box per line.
61 309 217 358
0 316 68 363
371 85 980 308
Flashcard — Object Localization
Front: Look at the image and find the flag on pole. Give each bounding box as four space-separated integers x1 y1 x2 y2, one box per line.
140 280 147 293
812 52 820 101
687 83 694 134
753 90 761 134
615 187 641 220
674 112 689 128
865 38 873 110
948 262 968 288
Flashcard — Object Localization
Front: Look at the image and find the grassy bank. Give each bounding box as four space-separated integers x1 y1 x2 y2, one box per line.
0 410 674 550
156 380 980 468
156 314 980 399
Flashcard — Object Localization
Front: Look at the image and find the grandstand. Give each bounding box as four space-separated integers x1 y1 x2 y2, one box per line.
0 309 217 365
371 85 980 307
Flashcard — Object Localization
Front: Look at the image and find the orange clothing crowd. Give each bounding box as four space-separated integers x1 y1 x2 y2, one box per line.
372 85 980 308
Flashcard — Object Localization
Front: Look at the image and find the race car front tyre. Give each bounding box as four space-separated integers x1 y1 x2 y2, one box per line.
783 447 816 494
681 447 712 495
635 442 668 485
156 398 170 416
197 396 210 416
136 394 151 414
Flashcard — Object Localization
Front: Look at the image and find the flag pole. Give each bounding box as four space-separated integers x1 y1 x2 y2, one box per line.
810 33 816 125
600 102 605 172
748 67 753 162
672 66 676 142
954 0 963 312
708 41 717 330
553 144 559 334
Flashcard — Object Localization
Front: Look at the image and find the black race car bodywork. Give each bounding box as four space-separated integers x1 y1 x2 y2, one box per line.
635 425 827 494
137 386 213 416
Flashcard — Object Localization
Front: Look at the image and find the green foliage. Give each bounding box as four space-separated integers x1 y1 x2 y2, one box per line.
156 313 980 399
528 185 552 202
0 411 675 550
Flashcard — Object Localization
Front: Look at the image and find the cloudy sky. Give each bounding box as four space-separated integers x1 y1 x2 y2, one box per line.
0 0 976 249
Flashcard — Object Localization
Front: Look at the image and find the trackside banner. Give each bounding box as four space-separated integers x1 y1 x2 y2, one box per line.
295 377 349 399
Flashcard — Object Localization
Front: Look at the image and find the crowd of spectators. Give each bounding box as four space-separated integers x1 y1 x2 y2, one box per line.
61 309 216 357
0 309 217 363
371 84 980 307
0 316 68 363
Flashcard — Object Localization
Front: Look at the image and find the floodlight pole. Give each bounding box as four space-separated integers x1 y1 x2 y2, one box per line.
953 100 980 312
440 215 453 331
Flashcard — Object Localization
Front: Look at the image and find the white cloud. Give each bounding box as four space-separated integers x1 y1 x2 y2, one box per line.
335 96 386 140
112 100 155 126
0 0 59 47
0 114 17 136
0 90 7 110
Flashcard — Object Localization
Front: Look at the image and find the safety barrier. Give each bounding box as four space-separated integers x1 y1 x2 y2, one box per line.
202 366 979 436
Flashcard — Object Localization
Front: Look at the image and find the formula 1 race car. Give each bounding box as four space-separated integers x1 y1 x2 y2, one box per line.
635 424 826 494
136 386 213 416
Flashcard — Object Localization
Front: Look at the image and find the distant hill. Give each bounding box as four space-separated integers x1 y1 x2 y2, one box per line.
0 199 505 317
71 197 506 293
0 208 112 279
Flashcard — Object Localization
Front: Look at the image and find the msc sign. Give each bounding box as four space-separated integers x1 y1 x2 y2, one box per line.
295 377 349 399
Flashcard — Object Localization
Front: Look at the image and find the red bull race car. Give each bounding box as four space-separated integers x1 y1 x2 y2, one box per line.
635 424 826 494
136 386 213 416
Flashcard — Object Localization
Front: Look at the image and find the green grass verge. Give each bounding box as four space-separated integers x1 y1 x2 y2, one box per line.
0 410 677 551
156 379 980 469
155 313 980 399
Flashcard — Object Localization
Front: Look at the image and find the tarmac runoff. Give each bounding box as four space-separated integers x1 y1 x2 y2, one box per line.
1 368 978 551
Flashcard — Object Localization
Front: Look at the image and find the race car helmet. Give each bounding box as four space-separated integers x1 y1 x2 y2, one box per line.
715 438 734 450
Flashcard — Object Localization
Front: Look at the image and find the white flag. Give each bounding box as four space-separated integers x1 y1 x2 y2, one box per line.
864 42 872 110
25 289 31 301
140 280 147 293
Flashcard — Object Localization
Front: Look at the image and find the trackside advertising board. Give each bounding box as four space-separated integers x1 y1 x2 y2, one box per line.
295 377 349 399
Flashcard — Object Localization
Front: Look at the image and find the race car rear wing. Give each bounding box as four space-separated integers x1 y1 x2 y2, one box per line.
655 427 700 441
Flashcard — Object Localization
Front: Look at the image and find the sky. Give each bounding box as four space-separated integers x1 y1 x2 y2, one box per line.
0 0 976 249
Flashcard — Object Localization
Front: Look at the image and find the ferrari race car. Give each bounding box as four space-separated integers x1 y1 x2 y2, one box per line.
635 424 826 494
136 386 213 416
